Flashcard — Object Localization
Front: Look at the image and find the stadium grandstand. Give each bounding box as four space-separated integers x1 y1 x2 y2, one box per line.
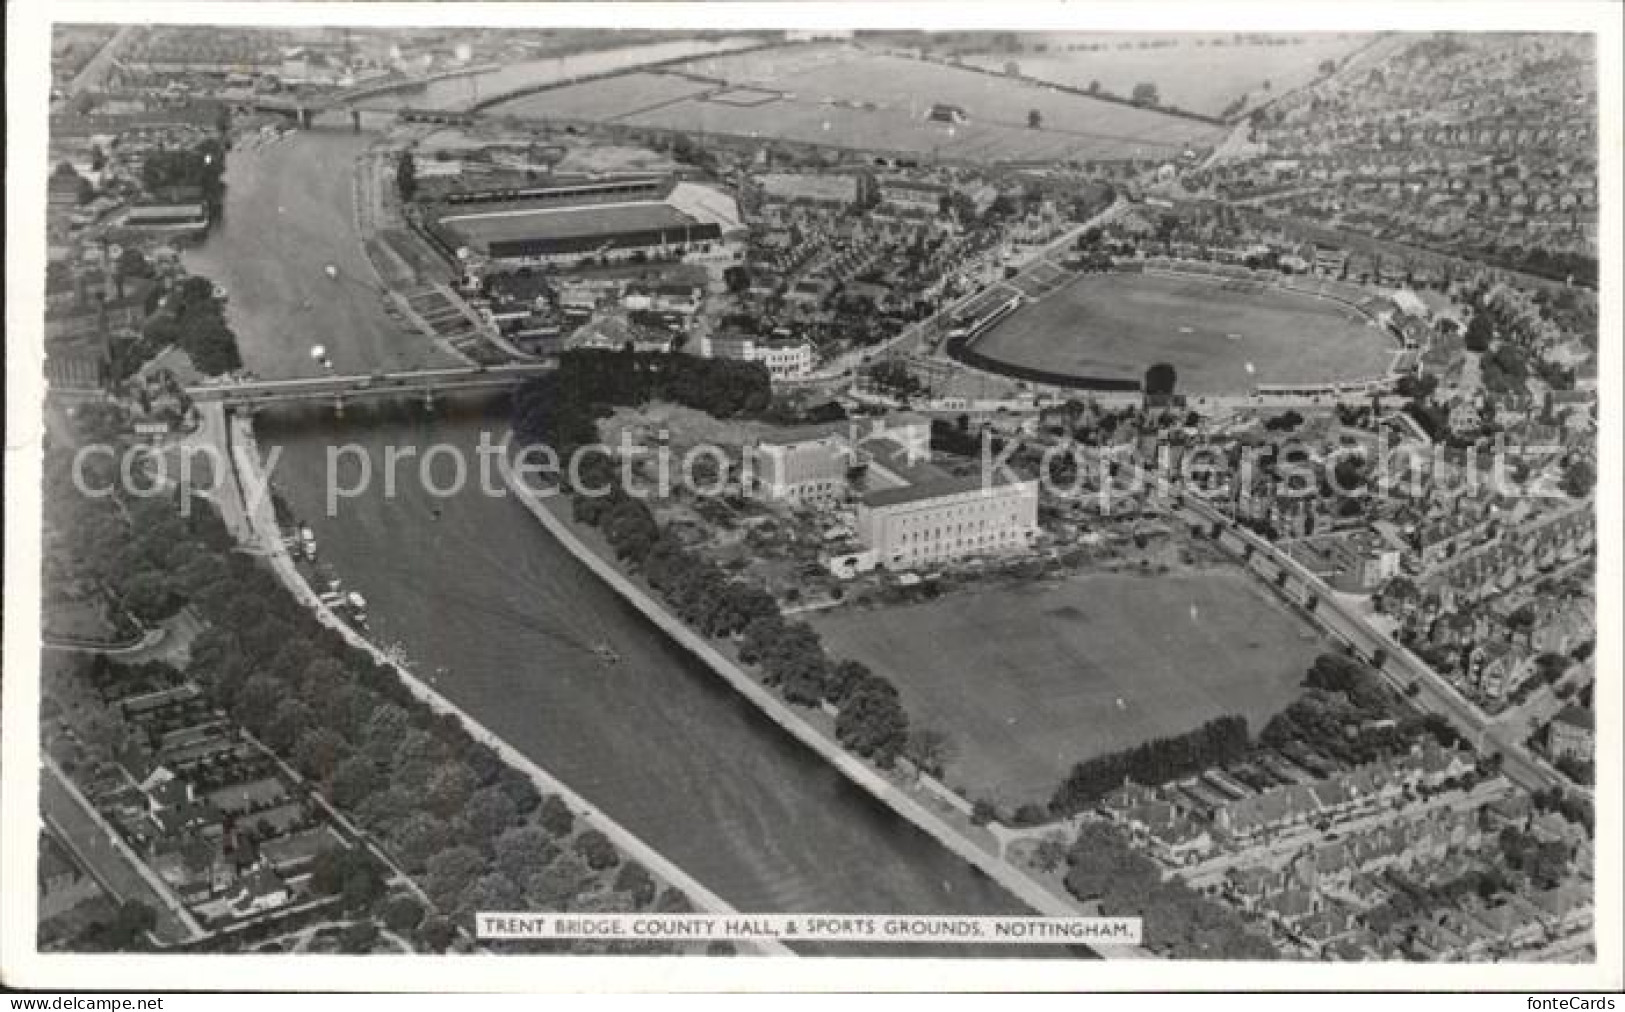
428 174 744 273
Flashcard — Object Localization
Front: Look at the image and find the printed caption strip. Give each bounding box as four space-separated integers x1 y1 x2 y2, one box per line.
478 913 1143 945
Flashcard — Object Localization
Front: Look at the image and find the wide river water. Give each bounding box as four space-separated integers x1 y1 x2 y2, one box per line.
191 122 1082 953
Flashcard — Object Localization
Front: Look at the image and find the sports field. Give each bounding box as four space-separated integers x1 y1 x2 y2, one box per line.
970 271 1395 394
486 44 1224 164
962 33 1374 119
811 569 1327 808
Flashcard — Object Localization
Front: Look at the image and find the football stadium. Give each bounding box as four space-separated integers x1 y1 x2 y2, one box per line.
427 175 744 270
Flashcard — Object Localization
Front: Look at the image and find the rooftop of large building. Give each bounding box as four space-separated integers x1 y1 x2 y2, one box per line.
860 471 1030 510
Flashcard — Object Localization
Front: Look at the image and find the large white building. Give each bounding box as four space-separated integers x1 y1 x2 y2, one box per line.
705 334 814 382
743 414 932 504
857 474 1039 571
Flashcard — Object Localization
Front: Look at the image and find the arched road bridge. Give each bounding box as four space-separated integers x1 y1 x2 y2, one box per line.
187 362 553 410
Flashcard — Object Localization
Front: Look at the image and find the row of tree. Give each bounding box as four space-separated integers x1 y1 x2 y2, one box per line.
1049 716 1251 817
512 363 918 769
46 422 681 948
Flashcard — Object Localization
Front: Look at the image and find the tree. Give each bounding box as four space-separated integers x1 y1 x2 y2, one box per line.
524 850 595 908
494 825 560 883
1131 82 1160 107
1464 310 1493 352
118 570 178 624
1144 362 1178 396
1027 108 1042 129
234 673 284 733
537 793 575 837
310 846 384 909
116 247 153 280
390 812 450 872
330 755 382 809
455 872 523 920
262 698 316 754
417 914 456 952
362 704 413 765
341 920 380 954
573 828 620 871
293 726 348 782
425 762 479 819
614 860 657 908
424 844 486 909
902 726 955 777
1561 459 1595 498
834 679 909 767
383 894 425 932
1033 835 1071 874
460 784 520 843
356 787 417 837
396 151 417 202
656 887 693 913
81 900 157 952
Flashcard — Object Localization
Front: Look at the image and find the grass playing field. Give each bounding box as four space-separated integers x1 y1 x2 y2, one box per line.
970 271 1396 394
811 569 1328 808
962 33 1375 119
486 43 1224 164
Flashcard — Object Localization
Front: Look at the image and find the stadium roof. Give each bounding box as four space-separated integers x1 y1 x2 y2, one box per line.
441 202 697 247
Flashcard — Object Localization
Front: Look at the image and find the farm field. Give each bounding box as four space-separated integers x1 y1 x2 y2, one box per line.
811 569 1328 809
488 44 1225 163
971 271 1396 394
960 33 1375 118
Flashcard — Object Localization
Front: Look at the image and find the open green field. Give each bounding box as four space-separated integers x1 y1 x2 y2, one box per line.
971 271 1396 394
811 569 1327 807
487 44 1224 164
486 70 716 122
961 33 1374 119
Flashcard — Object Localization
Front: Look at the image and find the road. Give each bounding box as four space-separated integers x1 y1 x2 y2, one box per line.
801 198 1128 386
186 363 553 405
41 756 202 945
1159 483 1564 795
64 25 136 96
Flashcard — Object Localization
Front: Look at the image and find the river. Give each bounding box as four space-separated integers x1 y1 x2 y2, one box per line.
192 124 1076 950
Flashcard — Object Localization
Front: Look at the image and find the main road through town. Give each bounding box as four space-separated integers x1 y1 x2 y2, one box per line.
190 123 1071 955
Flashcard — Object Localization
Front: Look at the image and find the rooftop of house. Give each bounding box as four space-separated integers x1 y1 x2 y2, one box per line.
235 862 289 901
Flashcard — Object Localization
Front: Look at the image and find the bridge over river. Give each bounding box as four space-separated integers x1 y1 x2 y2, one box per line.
187 362 553 409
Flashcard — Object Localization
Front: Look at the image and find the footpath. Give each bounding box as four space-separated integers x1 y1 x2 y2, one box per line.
225 415 788 956
499 437 1151 960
